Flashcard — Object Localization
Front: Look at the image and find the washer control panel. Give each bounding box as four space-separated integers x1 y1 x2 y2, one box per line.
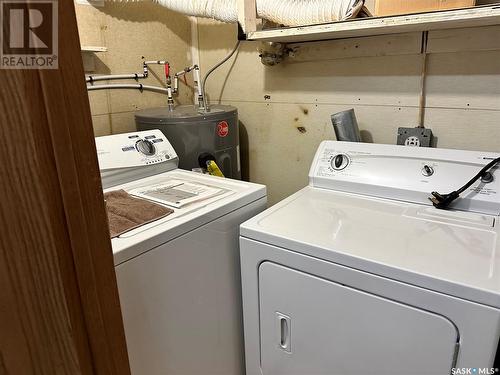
96 130 178 171
310 141 500 215
135 139 156 156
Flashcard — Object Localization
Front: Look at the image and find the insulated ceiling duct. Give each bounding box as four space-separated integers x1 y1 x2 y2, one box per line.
109 0 365 27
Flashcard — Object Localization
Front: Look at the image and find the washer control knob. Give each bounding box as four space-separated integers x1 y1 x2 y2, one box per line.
136 139 156 156
481 171 494 184
331 154 349 171
422 165 434 177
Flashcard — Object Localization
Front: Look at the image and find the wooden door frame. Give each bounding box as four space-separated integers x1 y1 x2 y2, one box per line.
0 1 130 374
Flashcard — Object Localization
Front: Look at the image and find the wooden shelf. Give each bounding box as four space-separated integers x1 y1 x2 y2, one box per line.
245 5 500 43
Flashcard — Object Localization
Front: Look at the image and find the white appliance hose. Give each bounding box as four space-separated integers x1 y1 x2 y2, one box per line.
109 0 364 26
257 0 364 26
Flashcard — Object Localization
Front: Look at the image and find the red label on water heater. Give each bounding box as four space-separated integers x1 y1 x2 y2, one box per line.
217 121 229 137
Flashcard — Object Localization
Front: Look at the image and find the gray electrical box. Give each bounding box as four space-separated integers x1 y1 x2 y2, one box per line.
397 127 433 147
135 104 241 180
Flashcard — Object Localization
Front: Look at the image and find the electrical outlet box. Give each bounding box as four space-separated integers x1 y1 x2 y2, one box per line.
397 127 433 147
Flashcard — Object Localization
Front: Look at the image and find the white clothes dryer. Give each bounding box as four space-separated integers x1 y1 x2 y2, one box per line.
240 141 500 375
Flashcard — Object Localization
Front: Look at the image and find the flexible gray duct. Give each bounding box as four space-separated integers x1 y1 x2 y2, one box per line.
110 0 364 26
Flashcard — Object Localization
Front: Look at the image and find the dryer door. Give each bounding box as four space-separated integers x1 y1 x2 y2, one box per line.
259 262 459 375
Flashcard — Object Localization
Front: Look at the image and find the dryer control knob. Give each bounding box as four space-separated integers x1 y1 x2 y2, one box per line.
136 139 156 156
422 165 434 177
481 171 494 183
331 154 350 171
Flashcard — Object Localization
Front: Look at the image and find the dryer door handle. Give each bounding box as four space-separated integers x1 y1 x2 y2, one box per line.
277 312 291 352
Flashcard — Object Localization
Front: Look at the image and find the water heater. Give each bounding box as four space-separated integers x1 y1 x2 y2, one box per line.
135 104 241 180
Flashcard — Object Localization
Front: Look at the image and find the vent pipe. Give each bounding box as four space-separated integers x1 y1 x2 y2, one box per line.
107 0 364 27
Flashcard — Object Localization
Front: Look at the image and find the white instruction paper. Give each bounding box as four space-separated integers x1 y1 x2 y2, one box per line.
128 179 224 208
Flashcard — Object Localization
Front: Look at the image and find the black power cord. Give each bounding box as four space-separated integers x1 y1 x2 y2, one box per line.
429 157 500 209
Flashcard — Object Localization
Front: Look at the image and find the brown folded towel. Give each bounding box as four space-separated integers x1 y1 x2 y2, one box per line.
104 189 174 238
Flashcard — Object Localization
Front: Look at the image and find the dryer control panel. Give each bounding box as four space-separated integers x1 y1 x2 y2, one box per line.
96 129 178 171
310 141 500 215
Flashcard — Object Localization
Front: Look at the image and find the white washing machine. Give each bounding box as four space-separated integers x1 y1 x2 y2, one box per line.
96 130 266 375
240 141 500 375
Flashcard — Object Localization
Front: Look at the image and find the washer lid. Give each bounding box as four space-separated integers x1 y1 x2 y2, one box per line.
240 186 500 308
109 169 266 265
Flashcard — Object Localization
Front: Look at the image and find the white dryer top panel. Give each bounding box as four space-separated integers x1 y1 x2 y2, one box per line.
242 142 500 308
309 141 500 215
241 186 500 308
